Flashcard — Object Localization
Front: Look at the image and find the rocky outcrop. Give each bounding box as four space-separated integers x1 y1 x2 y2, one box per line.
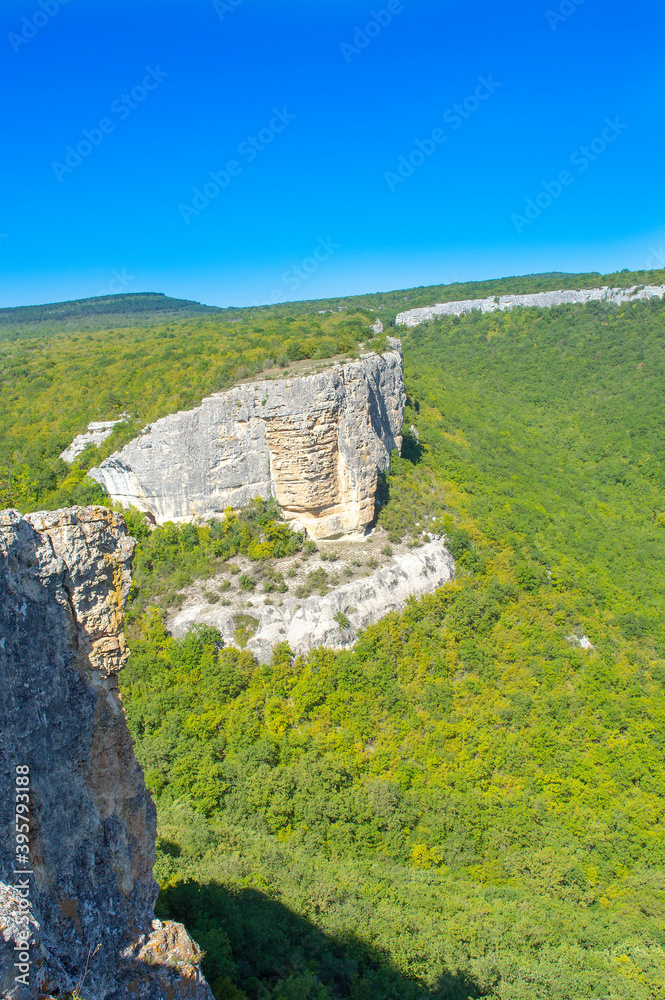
60 417 127 464
169 539 456 663
395 284 665 327
0 507 213 1000
90 344 405 539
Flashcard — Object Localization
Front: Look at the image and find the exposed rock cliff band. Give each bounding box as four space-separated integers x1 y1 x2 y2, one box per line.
169 539 456 663
90 343 405 539
395 284 665 327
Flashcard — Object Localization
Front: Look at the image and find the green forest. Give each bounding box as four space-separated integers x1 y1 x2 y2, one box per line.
3 270 665 998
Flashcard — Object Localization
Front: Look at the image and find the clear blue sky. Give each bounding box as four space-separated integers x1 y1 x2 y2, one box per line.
1 0 663 308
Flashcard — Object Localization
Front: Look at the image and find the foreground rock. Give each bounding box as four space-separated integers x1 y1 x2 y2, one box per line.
0 507 213 1000
395 283 665 327
169 539 456 662
90 343 405 540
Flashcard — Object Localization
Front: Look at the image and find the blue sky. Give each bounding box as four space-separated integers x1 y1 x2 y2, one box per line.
1 0 664 308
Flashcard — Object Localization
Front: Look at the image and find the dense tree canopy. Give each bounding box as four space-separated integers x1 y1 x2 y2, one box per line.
126 293 665 999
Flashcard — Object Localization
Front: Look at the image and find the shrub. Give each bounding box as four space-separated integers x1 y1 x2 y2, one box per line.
295 567 329 598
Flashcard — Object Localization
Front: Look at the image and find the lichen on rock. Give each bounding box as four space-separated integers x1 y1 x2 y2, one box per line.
0 506 213 1000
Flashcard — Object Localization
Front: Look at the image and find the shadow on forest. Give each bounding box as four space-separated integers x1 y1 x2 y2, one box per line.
401 425 425 465
157 880 493 1000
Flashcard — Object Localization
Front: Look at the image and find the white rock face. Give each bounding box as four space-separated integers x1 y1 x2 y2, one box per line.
395 284 665 328
566 634 595 651
168 539 455 663
60 418 127 464
90 345 405 539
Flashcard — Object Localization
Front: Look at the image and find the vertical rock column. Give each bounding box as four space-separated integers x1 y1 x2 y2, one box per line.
0 506 213 1000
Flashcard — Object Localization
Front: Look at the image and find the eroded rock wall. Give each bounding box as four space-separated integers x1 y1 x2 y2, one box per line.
60 417 127 465
395 284 665 327
90 344 405 539
169 539 456 663
0 507 213 1000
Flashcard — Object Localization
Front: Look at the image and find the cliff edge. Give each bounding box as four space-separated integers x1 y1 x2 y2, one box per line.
90 343 405 540
0 507 213 1000
169 539 456 663
395 283 665 327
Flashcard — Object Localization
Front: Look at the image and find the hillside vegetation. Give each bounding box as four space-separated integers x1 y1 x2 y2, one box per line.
0 291 223 327
247 265 665 326
3 270 665 999
3 267 664 515
121 291 665 999
4 268 663 335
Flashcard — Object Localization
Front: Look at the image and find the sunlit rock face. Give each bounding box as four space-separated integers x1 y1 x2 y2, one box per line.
60 417 127 464
0 506 213 1000
169 539 456 663
90 342 406 540
395 284 665 327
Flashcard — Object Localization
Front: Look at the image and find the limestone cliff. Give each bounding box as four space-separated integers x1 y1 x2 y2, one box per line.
90 343 405 539
0 507 213 1000
169 539 456 663
395 284 665 327
60 417 128 465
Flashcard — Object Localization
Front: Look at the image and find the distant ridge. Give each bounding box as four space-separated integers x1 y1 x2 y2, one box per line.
242 267 665 318
0 292 224 325
3 267 665 328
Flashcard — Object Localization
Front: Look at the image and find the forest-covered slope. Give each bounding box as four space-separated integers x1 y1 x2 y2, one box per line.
262 264 665 320
3 269 665 999
122 294 665 1000
4 265 664 336
0 291 224 326
3 266 665 516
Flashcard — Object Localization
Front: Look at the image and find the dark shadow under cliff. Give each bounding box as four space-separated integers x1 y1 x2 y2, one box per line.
157 880 494 1000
